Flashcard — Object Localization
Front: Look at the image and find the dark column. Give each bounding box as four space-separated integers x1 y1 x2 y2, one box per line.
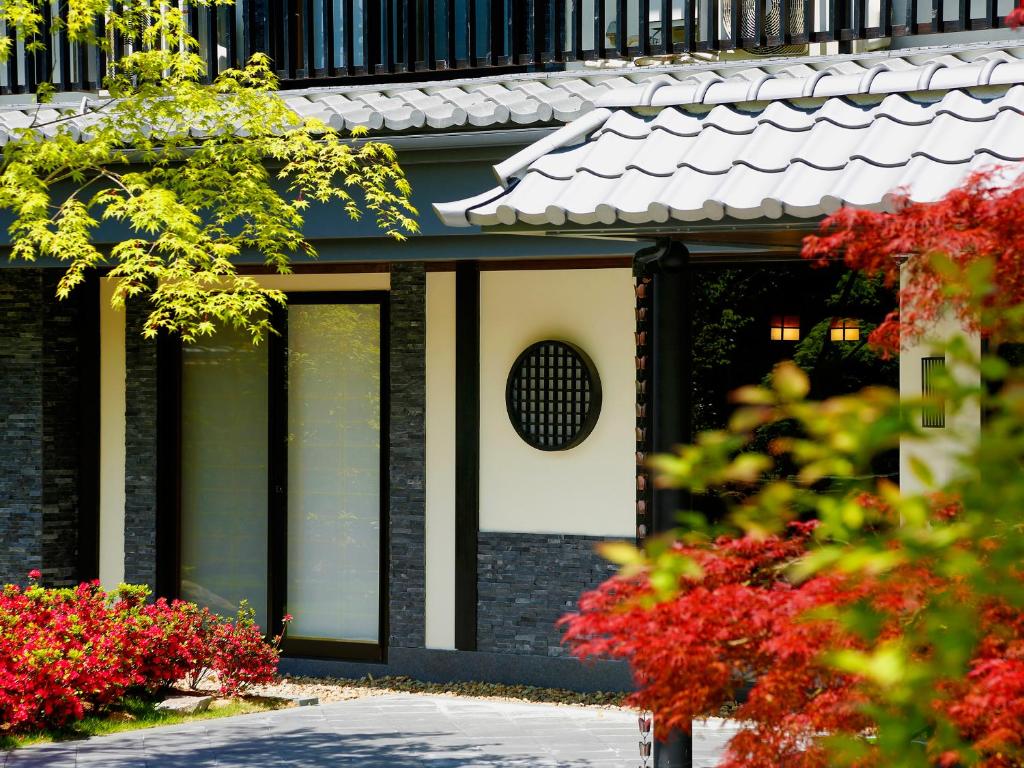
389 262 427 649
454 262 480 651
636 240 694 768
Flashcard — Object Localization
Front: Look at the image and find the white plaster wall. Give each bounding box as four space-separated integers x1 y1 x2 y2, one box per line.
99 279 126 589
899 307 982 495
479 268 635 537
424 272 457 650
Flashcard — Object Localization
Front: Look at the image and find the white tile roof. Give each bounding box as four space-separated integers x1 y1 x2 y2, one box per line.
5 39 1024 145
433 41 1024 229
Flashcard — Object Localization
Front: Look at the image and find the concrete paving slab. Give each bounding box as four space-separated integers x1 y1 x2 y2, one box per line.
2 693 737 767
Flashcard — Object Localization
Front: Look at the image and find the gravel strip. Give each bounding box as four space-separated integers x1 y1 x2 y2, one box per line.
198 674 630 709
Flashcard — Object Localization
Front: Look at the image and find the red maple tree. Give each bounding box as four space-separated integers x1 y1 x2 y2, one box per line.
561 164 1024 766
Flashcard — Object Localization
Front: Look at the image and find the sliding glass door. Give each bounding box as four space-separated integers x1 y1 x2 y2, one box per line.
285 299 383 650
179 325 269 629
174 292 388 660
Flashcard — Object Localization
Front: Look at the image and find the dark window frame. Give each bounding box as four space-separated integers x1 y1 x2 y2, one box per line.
157 290 390 664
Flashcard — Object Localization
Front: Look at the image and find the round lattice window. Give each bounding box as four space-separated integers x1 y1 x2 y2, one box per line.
505 340 602 451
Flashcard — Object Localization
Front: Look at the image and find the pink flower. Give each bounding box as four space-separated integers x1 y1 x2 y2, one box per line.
27 569 41 581
282 614 294 623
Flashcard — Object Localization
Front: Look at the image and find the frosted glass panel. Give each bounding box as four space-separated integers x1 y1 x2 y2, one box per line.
180 326 269 630
287 304 381 642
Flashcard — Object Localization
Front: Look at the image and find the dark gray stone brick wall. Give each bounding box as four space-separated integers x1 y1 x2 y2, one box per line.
478 532 620 657
388 263 426 649
0 270 45 585
0 269 85 587
123 301 159 590
41 271 84 587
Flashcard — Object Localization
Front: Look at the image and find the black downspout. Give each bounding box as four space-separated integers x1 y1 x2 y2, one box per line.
636 239 694 768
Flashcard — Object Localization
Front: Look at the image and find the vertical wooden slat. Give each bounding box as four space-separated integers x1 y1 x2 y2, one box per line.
776 0 789 44
708 0 720 48
322 0 336 72
685 0 696 49
402 0 414 69
933 0 943 32
880 0 892 36
24 28 38 93
659 0 673 53
93 14 106 89
955 0 967 28
5 25 19 94
38 1 53 87
751 0 764 46
444 0 456 66
615 0 627 56
987 0 998 27
425 0 437 66
802 0 813 41
342 0 355 72
489 0 504 63
854 0 866 36
76 39 89 89
206 4 219 80
303 0 316 74
466 0 478 64
58 1 72 89
364 0 381 73
594 0 607 57
638 0 650 54
729 0 739 48
826 0 837 40
510 0 523 62
226 4 239 68
554 0 566 58
570 0 583 58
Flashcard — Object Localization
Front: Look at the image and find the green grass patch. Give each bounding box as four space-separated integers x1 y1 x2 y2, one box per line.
0 694 285 749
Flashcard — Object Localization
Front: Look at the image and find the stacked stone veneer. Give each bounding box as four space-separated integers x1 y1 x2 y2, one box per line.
387 263 427 649
0 269 88 587
123 301 159 590
477 533 619 657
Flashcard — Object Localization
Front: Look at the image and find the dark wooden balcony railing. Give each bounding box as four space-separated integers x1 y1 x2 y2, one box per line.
0 0 1019 96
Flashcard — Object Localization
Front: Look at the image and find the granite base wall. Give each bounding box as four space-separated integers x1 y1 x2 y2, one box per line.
477 532 620 658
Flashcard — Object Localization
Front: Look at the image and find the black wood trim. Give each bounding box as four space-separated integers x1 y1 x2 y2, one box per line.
268 302 288 638
155 332 183 600
76 272 101 583
454 262 480 652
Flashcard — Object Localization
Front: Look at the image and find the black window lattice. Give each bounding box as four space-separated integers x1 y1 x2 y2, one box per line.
921 356 946 429
505 341 602 451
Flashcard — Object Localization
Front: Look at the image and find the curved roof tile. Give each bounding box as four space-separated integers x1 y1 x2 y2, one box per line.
435 51 1024 229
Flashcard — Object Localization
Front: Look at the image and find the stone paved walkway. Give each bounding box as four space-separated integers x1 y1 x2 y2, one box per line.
3 694 740 767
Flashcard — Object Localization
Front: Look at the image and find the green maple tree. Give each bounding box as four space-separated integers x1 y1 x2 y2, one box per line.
0 0 417 341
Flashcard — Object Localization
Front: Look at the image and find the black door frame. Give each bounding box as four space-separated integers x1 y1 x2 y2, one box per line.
157 290 390 663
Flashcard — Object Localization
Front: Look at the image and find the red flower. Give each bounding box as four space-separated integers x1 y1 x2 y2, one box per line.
1008 3 1024 28
27 569 41 581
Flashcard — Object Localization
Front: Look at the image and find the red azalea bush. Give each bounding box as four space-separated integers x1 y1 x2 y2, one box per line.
0 574 286 734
